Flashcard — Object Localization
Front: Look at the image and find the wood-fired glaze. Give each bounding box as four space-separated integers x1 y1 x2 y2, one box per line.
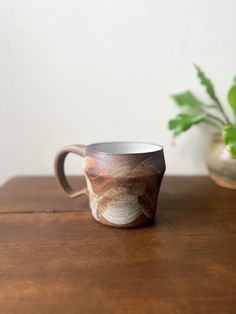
54 142 165 228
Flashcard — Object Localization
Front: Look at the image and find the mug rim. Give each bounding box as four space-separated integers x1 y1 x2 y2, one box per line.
86 141 164 156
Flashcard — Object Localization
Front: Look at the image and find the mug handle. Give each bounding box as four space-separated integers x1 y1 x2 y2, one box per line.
54 144 89 198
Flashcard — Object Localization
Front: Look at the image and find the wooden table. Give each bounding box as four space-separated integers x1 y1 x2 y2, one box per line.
0 176 235 314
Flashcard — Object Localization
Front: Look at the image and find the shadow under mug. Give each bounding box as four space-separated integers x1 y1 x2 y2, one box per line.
54 142 166 228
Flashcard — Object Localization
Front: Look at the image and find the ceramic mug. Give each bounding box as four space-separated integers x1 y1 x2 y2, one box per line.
54 142 166 228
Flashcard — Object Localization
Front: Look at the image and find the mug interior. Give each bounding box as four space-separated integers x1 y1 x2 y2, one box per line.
87 142 163 155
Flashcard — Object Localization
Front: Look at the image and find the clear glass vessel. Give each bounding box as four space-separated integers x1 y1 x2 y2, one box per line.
205 133 236 189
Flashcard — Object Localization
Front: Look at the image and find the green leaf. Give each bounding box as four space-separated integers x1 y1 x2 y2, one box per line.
194 64 220 105
223 124 236 157
171 91 202 111
168 113 207 136
227 84 236 118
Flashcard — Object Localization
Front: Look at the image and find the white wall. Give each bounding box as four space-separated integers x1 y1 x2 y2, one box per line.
0 0 236 183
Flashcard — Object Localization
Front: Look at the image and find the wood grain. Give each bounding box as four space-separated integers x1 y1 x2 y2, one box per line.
0 176 235 314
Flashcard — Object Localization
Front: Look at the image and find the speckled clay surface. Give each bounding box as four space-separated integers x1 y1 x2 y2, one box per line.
55 142 165 228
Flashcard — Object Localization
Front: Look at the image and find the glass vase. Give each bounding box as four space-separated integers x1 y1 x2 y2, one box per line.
205 133 236 189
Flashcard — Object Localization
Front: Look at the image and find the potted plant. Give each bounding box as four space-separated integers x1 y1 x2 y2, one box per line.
168 65 236 189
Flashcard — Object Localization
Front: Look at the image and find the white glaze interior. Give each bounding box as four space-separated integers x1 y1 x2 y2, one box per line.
87 142 162 154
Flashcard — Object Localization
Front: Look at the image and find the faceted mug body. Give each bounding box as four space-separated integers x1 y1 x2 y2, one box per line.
55 142 166 228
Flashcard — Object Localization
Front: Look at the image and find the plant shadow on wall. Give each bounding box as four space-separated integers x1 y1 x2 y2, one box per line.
168 65 236 190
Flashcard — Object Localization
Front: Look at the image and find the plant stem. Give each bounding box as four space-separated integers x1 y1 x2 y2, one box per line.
204 104 218 108
199 101 230 124
206 113 225 126
214 100 231 124
204 119 222 130
201 102 231 124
